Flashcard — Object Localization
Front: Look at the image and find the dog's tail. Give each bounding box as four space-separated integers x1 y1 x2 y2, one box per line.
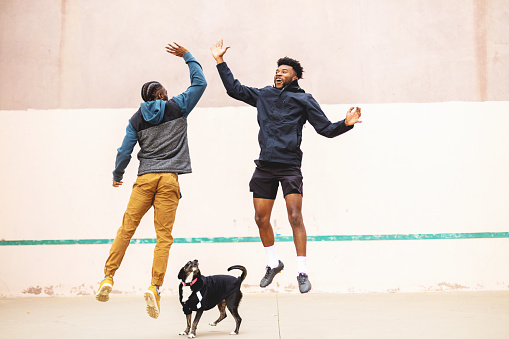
228 265 247 283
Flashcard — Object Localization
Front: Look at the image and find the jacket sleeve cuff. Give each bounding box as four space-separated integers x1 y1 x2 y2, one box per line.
343 119 355 130
183 52 195 63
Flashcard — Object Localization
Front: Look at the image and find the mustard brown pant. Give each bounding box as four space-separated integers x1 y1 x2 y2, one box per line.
104 172 180 286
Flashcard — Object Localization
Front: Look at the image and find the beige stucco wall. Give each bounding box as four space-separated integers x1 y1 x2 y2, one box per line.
1 0 508 110
0 1 508 297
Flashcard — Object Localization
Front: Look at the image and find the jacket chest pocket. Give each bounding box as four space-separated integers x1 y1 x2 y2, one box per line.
274 98 304 123
270 98 285 121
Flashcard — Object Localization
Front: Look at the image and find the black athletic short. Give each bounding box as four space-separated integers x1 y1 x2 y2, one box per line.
249 161 303 199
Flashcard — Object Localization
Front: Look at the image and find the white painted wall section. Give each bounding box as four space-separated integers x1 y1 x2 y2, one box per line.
0 102 508 296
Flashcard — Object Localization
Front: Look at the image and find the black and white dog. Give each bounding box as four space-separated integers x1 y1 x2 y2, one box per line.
178 259 247 338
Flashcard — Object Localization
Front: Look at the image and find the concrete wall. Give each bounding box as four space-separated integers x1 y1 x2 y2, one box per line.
0 102 508 296
1 0 508 297
0 0 508 110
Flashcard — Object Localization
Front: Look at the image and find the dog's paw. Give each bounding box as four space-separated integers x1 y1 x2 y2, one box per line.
188 334 196 339
230 331 238 335
179 331 188 336
209 321 217 326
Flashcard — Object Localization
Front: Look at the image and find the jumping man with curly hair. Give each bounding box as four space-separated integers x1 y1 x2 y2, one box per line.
211 39 361 293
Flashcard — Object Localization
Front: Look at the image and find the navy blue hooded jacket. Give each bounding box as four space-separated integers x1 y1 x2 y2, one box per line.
217 62 353 168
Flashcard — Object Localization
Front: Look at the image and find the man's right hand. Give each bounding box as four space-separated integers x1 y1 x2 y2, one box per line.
166 42 189 57
210 38 230 64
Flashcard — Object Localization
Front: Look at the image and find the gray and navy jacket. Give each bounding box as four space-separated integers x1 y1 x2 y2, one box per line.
113 52 207 182
217 62 353 168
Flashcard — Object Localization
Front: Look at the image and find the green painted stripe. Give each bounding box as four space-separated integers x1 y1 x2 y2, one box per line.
1 232 508 246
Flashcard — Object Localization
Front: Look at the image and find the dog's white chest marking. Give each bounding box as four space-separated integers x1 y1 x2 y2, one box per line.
182 286 192 303
181 275 194 303
181 274 203 309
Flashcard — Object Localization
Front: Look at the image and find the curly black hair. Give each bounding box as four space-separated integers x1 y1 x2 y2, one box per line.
277 57 304 79
141 81 164 102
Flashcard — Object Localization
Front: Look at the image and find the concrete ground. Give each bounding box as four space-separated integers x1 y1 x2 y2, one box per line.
1 292 508 339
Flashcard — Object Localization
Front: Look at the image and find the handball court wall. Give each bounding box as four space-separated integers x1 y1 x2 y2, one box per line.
1 0 509 296
0 102 508 297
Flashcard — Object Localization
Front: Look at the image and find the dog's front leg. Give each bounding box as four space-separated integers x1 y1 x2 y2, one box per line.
179 313 192 336
188 310 204 338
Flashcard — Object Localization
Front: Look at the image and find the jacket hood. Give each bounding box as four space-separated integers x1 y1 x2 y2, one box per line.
140 99 166 125
275 80 305 93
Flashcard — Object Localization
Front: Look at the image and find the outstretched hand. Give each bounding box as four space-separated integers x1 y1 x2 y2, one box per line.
345 107 362 126
210 38 230 64
166 42 189 57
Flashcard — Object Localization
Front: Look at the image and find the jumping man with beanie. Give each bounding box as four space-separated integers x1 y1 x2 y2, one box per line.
210 39 361 293
96 42 207 319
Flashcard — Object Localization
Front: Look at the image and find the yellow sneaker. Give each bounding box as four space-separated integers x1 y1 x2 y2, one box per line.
144 285 160 319
96 275 113 302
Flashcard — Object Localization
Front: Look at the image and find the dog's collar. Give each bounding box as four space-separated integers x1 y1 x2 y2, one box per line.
181 278 198 287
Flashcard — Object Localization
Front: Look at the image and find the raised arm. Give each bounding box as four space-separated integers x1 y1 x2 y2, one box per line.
167 42 207 117
211 39 260 107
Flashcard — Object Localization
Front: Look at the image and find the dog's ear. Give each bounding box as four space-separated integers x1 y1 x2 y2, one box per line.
177 267 185 280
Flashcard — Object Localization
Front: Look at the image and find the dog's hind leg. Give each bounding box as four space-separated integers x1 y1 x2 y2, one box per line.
179 313 192 336
209 300 227 326
189 310 204 338
225 292 243 335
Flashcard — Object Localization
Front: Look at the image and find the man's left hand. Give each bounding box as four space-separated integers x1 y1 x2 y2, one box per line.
345 107 362 126
112 180 123 187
